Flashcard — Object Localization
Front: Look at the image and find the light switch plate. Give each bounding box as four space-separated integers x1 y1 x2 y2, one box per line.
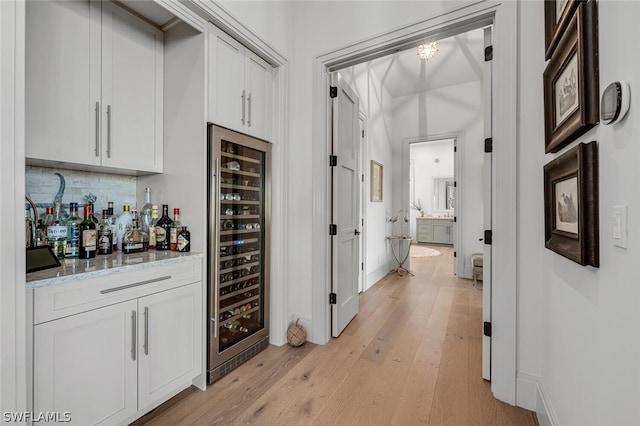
612 205 628 249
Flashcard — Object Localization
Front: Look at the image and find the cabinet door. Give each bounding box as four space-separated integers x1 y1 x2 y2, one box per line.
101 2 163 174
33 300 137 426
25 0 101 167
137 283 201 410
208 24 245 132
433 223 449 244
244 52 272 140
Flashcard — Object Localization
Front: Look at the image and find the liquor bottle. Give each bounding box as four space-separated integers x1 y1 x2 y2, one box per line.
155 204 173 251
88 202 99 224
123 209 149 253
115 204 133 252
79 205 97 259
170 208 182 251
35 219 48 246
108 201 117 252
46 202 67 258
25 203 34 248
148 205 159 249
177 226 190 252
65 202 81 258
97 210 113 255
139 187 153 233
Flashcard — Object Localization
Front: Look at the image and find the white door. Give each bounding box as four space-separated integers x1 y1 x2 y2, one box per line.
358 115 366 292
482 26 493 381
330 72 360 337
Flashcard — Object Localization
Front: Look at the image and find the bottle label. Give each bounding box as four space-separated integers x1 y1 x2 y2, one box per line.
82 230 97 250
156 227 167 242
98 232 112 251
177 233 190 252
47 225 68 239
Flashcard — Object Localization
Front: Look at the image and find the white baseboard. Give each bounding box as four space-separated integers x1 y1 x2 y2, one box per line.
536 380 558 426
365 261 393 290
516 372 538 411
285 314 312 344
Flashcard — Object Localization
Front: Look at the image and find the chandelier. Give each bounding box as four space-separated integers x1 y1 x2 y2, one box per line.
417 42 438 61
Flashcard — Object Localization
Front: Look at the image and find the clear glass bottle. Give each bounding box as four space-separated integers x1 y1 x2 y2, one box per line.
139 187 153 233
79 205 97 259
170 208 182 251
46 202 67 258
155 204 173 251
123 209 149 254
35 219 48 246
108 201 117 252
98 210 113 255
25 203 34 248
115 204 133 252
148 205 159 249
65 202 81 258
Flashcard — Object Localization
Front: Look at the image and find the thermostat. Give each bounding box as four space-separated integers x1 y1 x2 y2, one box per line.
600 81 630 125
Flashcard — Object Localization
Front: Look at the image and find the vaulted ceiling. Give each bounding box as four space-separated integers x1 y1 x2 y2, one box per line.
368 28 485 98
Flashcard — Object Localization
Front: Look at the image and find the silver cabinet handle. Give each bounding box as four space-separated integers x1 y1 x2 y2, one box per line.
100 275 172 294
106 105 112 158
131 310 137 361
212 158 220 338
95 102 100 157
247 93 252 127
241 90 246 125
143 306 149 355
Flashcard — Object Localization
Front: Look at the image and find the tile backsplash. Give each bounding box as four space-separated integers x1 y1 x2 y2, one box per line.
26 166 137 218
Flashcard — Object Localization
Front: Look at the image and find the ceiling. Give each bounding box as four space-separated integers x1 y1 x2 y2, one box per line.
367 28 485 98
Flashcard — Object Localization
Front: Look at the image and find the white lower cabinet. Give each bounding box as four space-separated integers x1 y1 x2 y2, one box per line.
416 217 454 244
32 260 202 426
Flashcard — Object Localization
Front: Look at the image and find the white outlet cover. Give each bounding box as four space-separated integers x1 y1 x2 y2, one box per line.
612 205 628 249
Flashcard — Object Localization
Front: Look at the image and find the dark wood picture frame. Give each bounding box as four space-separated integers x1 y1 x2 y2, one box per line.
544 141 599 267
544 0 582 60
543 0 599 154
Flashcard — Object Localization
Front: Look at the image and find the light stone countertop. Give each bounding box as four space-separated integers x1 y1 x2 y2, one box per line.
417 216 454 220
26 250 203 290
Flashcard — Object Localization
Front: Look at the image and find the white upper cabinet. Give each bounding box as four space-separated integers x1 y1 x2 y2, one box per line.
26 0 163 175
208 24 272 141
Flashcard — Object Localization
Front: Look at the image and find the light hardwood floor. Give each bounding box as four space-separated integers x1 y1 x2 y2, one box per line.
133 245 537 426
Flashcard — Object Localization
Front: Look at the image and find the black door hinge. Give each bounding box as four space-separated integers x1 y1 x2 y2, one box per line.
361 262 364 271
454 181 457 188
454 145 457 153
484 230 492 245
329 155 337 167
362 130 365 137
484 138 493 153
454 216 457 223
329 224 337 235
454 251 457 258
329 293 337 304
330 86 338 98
485 45 493 61
484 321 492 337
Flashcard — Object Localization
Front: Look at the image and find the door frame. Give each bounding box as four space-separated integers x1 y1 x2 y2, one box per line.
310 1 518 404
358 113 368 293
402 133 463 277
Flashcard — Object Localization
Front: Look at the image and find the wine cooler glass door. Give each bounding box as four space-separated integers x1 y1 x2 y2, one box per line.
217 140 266 351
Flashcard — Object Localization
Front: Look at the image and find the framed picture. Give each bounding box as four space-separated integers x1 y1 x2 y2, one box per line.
544 141 599 267
544 0 582 60
543 0 598 154
370 160 383 202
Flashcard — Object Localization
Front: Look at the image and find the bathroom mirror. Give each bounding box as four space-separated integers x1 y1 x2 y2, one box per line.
433 176 454 211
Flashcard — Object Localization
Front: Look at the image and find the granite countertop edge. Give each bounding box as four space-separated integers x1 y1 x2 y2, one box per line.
26 251 204 290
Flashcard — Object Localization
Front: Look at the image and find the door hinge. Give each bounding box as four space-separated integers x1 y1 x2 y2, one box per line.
454 216 457 223
329 86 338 98
484 321 492 337
454 145 457 153
454 181 457 188
329 293 337 304
361 218 364 226
362 174 365 182
329 155 337 167
484 230 492 245
361 262 364 271
454 251 457 258
329 224 337 235
362 129 365 138
484 138 493 153
484 45 493 61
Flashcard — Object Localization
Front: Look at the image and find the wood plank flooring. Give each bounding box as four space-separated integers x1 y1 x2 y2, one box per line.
133 245 537 426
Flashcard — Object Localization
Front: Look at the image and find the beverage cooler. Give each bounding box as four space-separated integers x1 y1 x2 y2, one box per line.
207 125 271 384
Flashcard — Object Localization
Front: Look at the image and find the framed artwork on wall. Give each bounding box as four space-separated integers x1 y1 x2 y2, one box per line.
543 0 598 154
544 0 582 60
370 160 383 202
543 141 599 267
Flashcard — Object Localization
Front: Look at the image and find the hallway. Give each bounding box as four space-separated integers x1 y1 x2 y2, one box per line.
135 246 536 425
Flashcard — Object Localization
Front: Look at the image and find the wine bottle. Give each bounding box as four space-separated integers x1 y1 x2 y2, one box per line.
155 204 173 251
79 205 97 259
170 208 181 251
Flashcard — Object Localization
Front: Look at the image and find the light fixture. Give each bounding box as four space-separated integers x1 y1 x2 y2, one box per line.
389 209 410 237
417 42 438 61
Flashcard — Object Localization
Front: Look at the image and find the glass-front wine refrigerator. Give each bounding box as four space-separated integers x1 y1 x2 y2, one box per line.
207 124 270 384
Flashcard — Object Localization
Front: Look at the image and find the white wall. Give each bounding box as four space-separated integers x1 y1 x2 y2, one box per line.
518 1 640 424
341 63 395 289
393 81 484 278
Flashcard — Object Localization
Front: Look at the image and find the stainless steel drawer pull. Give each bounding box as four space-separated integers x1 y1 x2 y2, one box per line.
131 310 137 361
143 306 149 355
95 102 100 157
100 275 172 294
